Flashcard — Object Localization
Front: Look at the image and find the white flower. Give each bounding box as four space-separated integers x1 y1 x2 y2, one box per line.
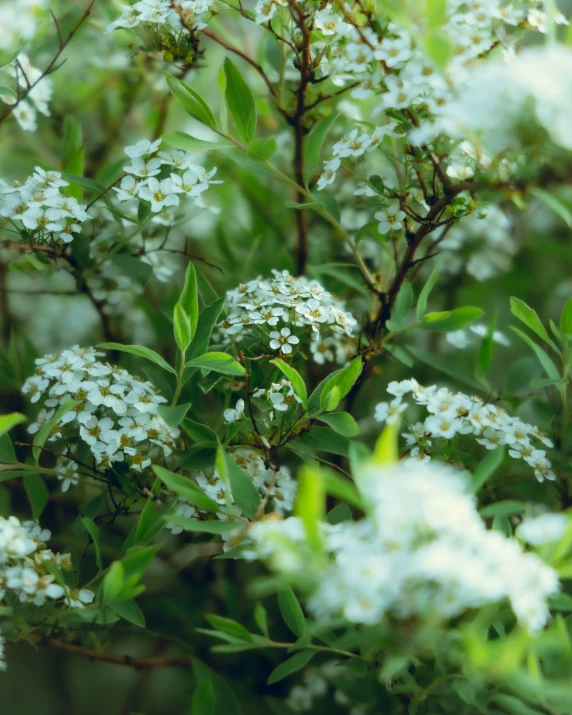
374 202 406 234
124 138 162 158
269 327 300 354
517 514 569 546
138 177 180 212
224 399 245 423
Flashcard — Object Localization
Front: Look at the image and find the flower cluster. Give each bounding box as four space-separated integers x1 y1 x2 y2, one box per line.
0 1 47 52
374 379 555 482
219 270 357 364
0 54 52 132
166 447 296 533
317 125 399 191
253 379 303 413
0 514 95 670
114 138 221 216
0 167 89 244
415 45 572 157
249 461 561 633
107 0 215 35
22 345 180 475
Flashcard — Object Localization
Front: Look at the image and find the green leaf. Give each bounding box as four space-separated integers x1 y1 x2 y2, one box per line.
178 263 199 338
422 31 454 69
97 343 176 375
103 561 125 604
186 352 245 376
277 587 306 637
33 399 75 463
471 446 505 493
187 297 226 361
270 358 307 408
304 112 339 186
420 307 484 332
425 0 447 28
0 412 25 438
110 255 153 288
165 74 216 128
510 297 557 350
295 464 325 551
248 137 277 161
181 419 218 443
560 297 572 338
531 187 572 227
192 679 216 715
315 357 362 413
267 651 315 685
509 327 560 381
173 302 193 353
80 517 102 570
163 130 233 153
153 465 219 512
317 412 359 437
110 599 145 628
23 473 49 520
0 434 17 463
205 615 254 642
323 470 363 510
0 49 21 68
134 498 167 545
161 515 241 534
157 402 191 427
223 58 257 144
222 449 261 519
479 500 527 518
295 427 350 457
416 258 441 319
254 602 269 637
478 311 497 375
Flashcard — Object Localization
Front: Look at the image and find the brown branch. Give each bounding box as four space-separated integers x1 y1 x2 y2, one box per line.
0 0 96 124
32 637 191 669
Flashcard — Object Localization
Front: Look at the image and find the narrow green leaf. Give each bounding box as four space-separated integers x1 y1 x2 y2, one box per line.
153 465 219 512
416 258 441 319
471 446 505 493
80 517 102 570
267 651 315 685
97 343 176 375
304 112 339 186
162 515 241 534
277 587 306 637
323 470 363 510
315 357 362 413
157 402 191 427
165 74 216 128
510 297 557 351
223 58 257 144
560 296 572 338
479 500 527 518
531 187 572 227
270 358 307 408
295 464 325 551
187 297 226 361
110 599 145 628
186 352 245 376
103 561 125 604
192 679 216 715
420 307 484 332
33 399 75 463
23 473 49 520
111 255 153 288
179 262 199 339
509 327 560 381
223 449 261 519
317 412 359 437
173 303 193 353
163 130 233 153
0 412 26 438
